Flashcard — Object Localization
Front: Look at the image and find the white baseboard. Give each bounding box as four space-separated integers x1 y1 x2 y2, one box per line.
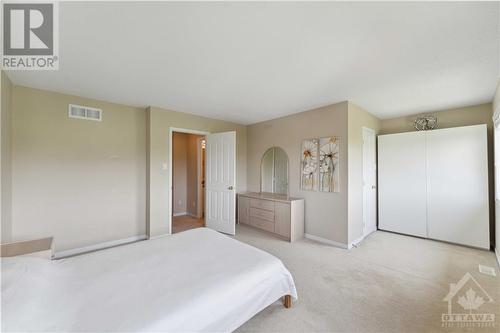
495 247 500 269
173 212 187 217
53 234 147 259
304 233 348 249
348 228 377 249
148 233 171 240
349 235 365 249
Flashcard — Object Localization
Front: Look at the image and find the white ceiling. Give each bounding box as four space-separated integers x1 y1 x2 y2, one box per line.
6 2 499 124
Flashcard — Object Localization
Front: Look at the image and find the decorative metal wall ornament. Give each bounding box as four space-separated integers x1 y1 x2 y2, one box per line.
414 116 438 131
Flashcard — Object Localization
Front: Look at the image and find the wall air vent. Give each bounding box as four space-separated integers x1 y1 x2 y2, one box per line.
68 104 102 121
478 264 496 277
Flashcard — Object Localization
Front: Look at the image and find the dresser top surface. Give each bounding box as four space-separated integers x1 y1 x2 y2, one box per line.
238 191 303 203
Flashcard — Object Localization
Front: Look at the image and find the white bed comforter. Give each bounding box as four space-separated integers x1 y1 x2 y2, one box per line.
1 228 297 332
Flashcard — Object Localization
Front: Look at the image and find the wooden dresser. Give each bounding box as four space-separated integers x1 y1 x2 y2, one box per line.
237 192 304 242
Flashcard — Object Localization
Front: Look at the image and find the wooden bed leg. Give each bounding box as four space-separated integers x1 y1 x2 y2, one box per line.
283 295 292 308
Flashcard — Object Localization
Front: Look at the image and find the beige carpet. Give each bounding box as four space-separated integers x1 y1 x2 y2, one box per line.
233 224 500 333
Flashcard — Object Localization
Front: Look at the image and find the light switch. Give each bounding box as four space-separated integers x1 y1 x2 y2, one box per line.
161 162 168 170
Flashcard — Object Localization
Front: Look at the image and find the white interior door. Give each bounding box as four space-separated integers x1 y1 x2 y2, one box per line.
362 128 377 236
205 131 236 235
378 131 427 237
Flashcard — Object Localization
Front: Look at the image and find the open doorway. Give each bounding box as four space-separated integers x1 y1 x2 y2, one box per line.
172 131 206 234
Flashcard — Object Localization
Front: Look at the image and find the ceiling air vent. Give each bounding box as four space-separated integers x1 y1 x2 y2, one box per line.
68 104 102 121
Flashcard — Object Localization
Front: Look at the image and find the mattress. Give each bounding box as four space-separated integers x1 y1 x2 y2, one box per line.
1 228 297 332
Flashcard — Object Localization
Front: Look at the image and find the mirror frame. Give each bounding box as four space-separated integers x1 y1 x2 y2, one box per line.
259 146 290 198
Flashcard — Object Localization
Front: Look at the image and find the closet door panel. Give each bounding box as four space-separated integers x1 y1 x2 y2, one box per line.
427 125 489 249
378 132 427 237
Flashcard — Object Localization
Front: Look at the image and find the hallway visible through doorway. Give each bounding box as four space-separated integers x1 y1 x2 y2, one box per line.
172 131 206 233
172 215 204 233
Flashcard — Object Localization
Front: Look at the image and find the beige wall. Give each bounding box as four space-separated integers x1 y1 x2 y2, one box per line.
247 101 493 246
380 103 495 245
147 107 247 237
172 132 188 215
11 86 147 251
5 77 493 251
493 80 500 117
247 102 349 244
1 71 13 243
2 82 247 250
380 103 493 135
347 102 381 243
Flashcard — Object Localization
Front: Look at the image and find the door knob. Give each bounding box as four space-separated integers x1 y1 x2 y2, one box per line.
372 185 377 189
228 186 234 190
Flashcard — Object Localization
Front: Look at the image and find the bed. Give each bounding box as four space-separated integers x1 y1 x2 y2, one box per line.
1 228 297 332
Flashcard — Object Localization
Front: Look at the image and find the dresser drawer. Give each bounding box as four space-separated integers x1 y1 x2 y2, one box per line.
250 207 274 222
237 192 304 242
250 198 274 211
250 217 275 233
238 196 250 224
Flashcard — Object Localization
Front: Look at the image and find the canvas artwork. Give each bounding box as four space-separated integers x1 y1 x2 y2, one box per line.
318 136 340 192
300 139 319 191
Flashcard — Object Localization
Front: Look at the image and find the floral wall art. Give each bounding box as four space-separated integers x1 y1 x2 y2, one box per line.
319 136 340 192
300 136 340 193
300 139 319 191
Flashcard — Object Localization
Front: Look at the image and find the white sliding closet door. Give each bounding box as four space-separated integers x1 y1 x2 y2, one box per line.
378 131 427 237
426 125 489 249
